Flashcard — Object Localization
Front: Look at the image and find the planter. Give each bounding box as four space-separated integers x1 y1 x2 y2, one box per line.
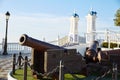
7 70 17 80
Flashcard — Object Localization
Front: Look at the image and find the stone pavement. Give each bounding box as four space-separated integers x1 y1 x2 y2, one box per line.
0 53 31 80
0 54 12 80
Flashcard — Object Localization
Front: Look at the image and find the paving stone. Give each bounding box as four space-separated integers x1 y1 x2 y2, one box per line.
0 55 15 79
0 54 31 79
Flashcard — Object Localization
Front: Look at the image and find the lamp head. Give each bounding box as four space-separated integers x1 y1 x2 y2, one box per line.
5 11 10 20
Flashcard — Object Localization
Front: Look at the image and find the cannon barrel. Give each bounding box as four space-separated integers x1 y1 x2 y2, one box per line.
88 41 99 52
19 34 65 50
85 41 99 63
98 49 120 62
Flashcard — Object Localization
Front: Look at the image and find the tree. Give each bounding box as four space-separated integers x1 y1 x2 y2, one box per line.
114 8 120 26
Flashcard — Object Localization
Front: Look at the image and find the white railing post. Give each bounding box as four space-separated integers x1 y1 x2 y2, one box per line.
59 60 64 80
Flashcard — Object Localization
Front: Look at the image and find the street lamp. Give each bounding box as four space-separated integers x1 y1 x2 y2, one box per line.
2 11 10 55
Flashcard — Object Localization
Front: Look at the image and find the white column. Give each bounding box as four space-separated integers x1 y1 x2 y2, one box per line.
86 10 97 44
68 11 79 44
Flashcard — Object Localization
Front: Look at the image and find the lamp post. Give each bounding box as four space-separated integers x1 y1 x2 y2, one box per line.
2 11 10 55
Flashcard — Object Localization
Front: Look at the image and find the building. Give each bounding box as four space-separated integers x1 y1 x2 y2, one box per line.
68 11 79 44
57 11 86 46
86 8 97 44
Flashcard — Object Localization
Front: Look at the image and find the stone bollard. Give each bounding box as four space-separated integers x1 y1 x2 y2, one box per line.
18 52 23 69
23 56 28 80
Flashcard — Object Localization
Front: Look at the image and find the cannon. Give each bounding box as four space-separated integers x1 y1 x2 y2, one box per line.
19 34 64 50
98 49 120 63
85 41 120 72
19 34 65 78
19 34 86 79
85 41 101 63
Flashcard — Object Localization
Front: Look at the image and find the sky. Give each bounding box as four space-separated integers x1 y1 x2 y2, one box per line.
0 0 120 42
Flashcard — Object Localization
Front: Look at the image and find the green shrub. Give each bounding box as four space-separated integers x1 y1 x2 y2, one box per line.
101 42 119 48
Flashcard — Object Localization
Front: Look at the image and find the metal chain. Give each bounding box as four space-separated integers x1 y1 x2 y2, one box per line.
13 56 59 77
30 66 59 77
14 55 113 80
45 66 59 76
14 56 24 65
93 69 111 80
64 66 80 80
